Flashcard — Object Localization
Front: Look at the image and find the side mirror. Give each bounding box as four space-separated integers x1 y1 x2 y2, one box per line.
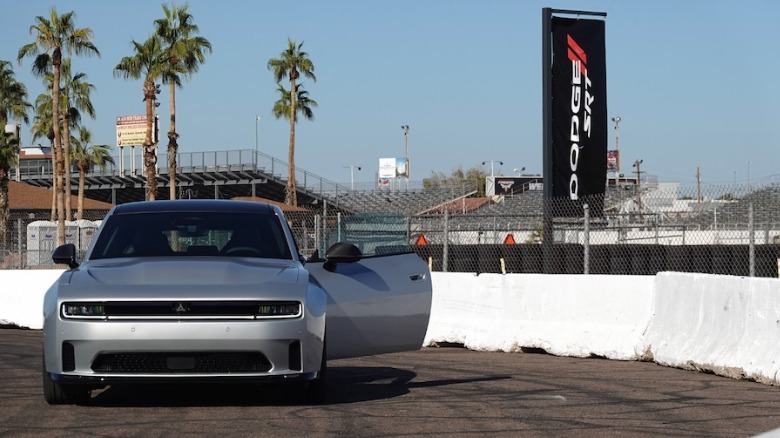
323 242 362 272
52 243 79 269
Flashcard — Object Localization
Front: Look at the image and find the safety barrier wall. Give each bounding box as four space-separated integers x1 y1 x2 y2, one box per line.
2 270 779 385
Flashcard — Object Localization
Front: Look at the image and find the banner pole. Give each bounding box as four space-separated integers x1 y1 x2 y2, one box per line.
542 7 553 274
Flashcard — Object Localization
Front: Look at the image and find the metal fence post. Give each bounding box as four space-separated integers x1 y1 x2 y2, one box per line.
749 203 755 277
302 220 308 255
337 212 342 243
17 218 23 269
314 214 321 256
443 210 449 273
583 204 590 275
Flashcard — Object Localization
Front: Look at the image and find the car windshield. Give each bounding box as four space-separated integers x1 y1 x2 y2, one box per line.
89 211 292 260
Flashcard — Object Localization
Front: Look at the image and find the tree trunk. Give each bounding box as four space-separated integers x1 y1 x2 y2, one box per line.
77 165 85 220
50 142 57 221
63 117 72 219
52 51 66 245
0 166 8 247
286 77 297 207
168 82 177 200
143 80 157 201
0 114 8 246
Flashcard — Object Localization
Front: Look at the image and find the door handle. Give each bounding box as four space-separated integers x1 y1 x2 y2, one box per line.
409 273 426 282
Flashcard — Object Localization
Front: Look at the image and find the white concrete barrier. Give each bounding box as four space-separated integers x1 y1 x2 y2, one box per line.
643 272 780 385
423 273 655 360
2 269 780 385
0 270 63 329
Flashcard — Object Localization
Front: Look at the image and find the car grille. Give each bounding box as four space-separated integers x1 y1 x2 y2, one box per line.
105 301 265 318
63 301 302 320
91 352 272 374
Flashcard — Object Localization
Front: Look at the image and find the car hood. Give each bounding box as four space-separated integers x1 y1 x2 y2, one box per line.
54 257 307 301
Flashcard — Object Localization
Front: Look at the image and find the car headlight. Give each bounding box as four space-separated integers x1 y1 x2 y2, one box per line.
62 303 107 320
256 302 301 318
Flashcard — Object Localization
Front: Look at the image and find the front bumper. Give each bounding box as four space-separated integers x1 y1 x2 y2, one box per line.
43 317 324 381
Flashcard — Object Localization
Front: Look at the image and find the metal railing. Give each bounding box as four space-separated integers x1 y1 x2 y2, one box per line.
4 180 780 277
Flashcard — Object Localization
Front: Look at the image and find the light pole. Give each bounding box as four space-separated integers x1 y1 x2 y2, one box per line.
513 167 526 176
482 160 504 178
633 159 643 217
401 125 409 190
344 165 362 190
611 116 621 180
255 116 260 157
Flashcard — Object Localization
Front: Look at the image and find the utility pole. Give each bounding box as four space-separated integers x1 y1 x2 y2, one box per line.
401 125 410 191
611 116 621 181
696 167 701 204
633 159 643 219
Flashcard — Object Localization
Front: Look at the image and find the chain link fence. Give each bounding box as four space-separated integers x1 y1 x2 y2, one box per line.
3 181 779 277
315 181 780 277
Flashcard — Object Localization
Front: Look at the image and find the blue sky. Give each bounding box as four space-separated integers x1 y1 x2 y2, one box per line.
1 0 777 189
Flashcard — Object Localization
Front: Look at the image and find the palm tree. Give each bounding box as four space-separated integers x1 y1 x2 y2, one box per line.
267 39 316 206
37 60 96 216
31 92 58 220
71 126 113 220
154 3 212 200
18 7 99 245
0 60 31 246
272 82 317 124
59 59 96 215
114 35 174 201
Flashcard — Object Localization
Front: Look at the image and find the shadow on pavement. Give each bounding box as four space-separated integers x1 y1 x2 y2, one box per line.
86 365 511 407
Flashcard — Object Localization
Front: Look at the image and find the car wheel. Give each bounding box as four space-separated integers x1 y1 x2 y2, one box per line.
42 359 90 405
306 343 328 404
295 338 327 405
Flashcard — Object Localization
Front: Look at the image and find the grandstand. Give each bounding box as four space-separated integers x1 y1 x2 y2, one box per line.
328 186 477 215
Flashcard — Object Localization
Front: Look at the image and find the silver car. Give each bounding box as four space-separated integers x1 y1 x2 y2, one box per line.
43 200 432 404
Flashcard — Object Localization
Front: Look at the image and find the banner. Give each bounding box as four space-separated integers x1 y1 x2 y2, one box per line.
487 177 543 196
116 115 158 147
395 157 408 178
551 16 607 215
378 158 396 179
607 150 619 173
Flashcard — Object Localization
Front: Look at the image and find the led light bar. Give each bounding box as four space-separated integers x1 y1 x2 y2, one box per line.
256 302 301 319
61 303 107 320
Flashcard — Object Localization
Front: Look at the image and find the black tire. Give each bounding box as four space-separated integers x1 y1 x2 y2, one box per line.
42 359 90 405
294 338 327 405
306 346 328 404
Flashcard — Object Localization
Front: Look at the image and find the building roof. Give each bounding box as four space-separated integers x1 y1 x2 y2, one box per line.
231 196 311 212
8 181 114 211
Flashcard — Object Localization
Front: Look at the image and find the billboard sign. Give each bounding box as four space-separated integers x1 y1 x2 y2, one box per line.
378 158 396 179
395 157 408 178
487 176 543 196
550 15 607 215
116 115 148 147
607 150 619 173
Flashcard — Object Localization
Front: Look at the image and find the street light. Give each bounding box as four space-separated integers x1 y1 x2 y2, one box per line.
255 116 261 156
611 116 622 180
513 167 526 176
401 125 409 190
482 160 504 178
633 159 643 216
344 165 362 190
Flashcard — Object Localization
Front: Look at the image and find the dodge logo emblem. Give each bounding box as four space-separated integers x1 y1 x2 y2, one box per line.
173 303 190 313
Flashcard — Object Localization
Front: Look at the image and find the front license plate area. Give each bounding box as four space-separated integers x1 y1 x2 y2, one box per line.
167 356 196 370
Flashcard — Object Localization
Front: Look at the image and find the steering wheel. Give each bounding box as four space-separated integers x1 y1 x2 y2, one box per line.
223 246 262 256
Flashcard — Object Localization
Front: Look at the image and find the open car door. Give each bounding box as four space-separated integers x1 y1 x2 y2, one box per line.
306 246 432 360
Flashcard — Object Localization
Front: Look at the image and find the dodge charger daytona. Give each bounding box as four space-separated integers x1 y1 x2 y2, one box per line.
42 200 432 404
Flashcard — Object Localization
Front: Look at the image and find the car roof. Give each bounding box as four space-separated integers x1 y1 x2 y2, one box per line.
111 199 281 215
